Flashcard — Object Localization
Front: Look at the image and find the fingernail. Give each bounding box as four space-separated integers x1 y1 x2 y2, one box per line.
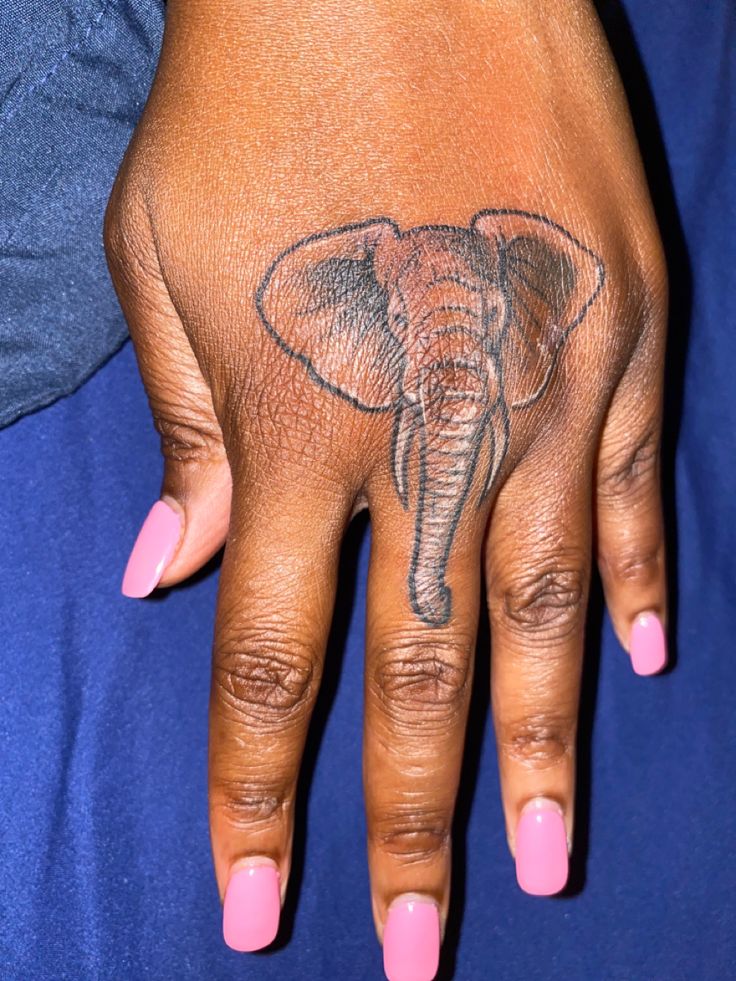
515 800 568 896
121 500 181 598
629 612 667 675
383 896 440 981
223 863 281 952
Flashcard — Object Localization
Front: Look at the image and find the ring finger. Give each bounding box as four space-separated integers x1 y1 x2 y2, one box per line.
485 443 593 896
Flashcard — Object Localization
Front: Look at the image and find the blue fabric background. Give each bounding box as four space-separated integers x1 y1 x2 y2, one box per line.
0 1 734 978
0 0 163 427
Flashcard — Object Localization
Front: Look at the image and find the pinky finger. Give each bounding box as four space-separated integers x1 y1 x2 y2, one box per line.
596 334 667 676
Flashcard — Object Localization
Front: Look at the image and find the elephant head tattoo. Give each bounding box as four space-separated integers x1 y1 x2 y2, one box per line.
256 209 605 626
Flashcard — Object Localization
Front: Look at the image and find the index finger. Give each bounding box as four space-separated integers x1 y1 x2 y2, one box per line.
210 471 347 951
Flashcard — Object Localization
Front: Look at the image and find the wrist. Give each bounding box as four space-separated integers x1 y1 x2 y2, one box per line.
163 0 596 49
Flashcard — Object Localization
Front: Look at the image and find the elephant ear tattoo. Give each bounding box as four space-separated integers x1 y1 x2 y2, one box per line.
256 209 605 626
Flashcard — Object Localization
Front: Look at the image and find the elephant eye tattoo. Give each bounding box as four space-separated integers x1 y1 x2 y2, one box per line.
256 209 605 627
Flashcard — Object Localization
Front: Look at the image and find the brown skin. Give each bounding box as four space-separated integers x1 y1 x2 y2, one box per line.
105 0 667 954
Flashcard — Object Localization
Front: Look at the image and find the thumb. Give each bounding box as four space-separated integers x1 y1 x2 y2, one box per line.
104 186 232 597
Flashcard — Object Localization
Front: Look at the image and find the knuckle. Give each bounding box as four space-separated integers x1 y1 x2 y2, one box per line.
102 193 125 261
621 224 668 321
497 563 585 639
598 428 660 501
499 714 574 770
638 242 669 318
103 179 148 269
102 206 119 261
600 540 663 588
213 626 315 728
153 403 224 464
213 776 288 830
371 634 472 726
371 808 451 865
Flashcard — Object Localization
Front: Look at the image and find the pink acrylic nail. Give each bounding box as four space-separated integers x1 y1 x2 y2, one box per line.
515 802 568 896
629 612 667 676
383 897 440 981
222 864 281 952
121 501 181 598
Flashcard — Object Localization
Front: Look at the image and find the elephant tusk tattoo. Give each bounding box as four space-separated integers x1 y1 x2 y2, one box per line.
255 209 605 627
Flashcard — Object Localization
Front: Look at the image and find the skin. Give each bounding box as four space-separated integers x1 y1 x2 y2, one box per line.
105 0 668 959
254 210 606 627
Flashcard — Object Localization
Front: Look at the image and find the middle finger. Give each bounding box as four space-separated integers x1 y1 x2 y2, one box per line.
363 421 493 979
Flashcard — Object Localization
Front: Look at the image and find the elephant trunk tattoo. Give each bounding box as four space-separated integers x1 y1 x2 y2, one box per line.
404 370 498 625
256 209 605 626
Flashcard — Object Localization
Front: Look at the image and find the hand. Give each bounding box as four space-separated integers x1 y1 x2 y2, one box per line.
105 1 668 976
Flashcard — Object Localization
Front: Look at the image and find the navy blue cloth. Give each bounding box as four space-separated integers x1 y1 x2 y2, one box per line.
0 0 162 427
1 2 735 979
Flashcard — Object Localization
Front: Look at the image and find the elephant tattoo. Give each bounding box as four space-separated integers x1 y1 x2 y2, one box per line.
255 209 605 626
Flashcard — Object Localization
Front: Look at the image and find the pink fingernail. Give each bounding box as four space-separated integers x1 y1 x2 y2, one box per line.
121 501 181 598
223 864 281 952
515 801 568 896
383 897 440 981
629 612 667 675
